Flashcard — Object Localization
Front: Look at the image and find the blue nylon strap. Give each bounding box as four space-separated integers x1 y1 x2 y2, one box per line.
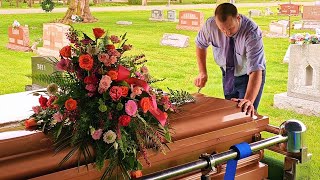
224 142 252 180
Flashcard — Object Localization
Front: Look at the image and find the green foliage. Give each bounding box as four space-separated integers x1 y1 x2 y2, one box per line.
128 0 142 5
41 0 55 12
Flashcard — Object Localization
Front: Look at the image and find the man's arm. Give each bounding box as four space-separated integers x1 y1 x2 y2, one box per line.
244 70 262 103
194 46 208 88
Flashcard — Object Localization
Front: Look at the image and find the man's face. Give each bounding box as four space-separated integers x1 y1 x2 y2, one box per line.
216 15 240 37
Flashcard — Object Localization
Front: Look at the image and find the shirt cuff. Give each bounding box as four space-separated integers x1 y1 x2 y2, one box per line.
247 64 265 74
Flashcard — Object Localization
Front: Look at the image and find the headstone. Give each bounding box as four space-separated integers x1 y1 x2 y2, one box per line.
248 9 262 17
278 4 300 16
274 44 320 116
302 21 320 29
36 23 70 58
302 6 320 20
316 28 320 35
277 20 289 28
302 6 320 29
176 10 204 31
6 26 30 52
149 9 164 21
283 44 291 63
287 44 320 102
160 33 189 48
264 7 273 16
266 22 287 38
167 10 177 22
293 21 303 29
31 56 57 88
116 21 132 25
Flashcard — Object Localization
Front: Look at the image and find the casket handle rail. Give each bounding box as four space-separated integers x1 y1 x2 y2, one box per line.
137 119 312 180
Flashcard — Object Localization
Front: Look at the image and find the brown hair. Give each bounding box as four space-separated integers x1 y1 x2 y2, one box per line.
215 3 238 22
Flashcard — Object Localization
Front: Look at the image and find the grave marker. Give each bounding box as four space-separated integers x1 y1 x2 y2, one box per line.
149 9 164 21
160 33 189 48
176 10 204 31
167 10 177 22
36 23 70 58
278 4 300 16
6 26 30 52
31 56 57 88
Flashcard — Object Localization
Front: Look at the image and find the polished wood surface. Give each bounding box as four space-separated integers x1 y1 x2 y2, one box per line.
0 95 269 180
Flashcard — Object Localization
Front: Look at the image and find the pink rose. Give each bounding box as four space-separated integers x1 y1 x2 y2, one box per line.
140 66 148 74
108 49 121 58
86 84 97 92
109 86 123 101
110 35 120 43
125 100 138 116
98 53 109 63
98 75 112 94
91 129 103 140
32 106 42 114
130 86 142 98
53 112 64 122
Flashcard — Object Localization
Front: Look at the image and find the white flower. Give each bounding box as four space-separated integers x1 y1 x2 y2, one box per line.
113 142 118 150
12 20 20 28
103 130 116 144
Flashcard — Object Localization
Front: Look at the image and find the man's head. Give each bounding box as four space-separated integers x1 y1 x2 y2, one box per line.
215 3 241 37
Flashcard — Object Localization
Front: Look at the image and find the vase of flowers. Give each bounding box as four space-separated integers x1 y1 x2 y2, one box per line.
25 27 193 179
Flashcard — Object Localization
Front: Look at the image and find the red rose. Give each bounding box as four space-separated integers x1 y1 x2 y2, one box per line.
59 46 72 58
93 28 105 39
25 118 37 128
109 86 123 101
79 54 94 71
119 115 131 127
39 95 48 109
106 44 115 50
46 96 58 109
65 98 77 111
130 170 143 178
84 75 98 84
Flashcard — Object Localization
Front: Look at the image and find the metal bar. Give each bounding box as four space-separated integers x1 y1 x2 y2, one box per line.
139 135 288 180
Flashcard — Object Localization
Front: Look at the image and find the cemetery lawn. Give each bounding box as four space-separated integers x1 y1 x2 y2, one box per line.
0 6 318 179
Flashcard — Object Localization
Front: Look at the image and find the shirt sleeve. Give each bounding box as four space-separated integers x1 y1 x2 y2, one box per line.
195 18 213 49
245 27 266 74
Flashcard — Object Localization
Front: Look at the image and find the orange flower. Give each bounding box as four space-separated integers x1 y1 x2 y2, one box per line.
139 97 152 113
65 98 77 111
79 54 94 71
59 46 71 58
130 170 143 178
25 118 37 128
107 70 118 80
93 28 105 39
120 86 129 97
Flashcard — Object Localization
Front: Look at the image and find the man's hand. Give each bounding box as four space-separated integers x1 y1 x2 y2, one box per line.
194 73 208 88
231 98 254 117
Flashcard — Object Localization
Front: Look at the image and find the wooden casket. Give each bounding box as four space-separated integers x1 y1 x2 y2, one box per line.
0 95 308 180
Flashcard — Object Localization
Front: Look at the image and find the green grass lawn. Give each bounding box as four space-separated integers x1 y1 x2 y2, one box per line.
0 6 319 179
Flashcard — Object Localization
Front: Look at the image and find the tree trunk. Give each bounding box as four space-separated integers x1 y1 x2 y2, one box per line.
59 0 78 24
28 0 32 7
0 0 2 8
63 0 66 5
59 0 97 24
81 0 98 23
142 0 147 6
16 0 19 7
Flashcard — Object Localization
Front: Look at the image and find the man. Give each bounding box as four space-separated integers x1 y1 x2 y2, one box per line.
194 3 266 116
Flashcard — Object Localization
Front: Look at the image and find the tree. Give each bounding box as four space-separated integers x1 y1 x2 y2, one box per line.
60 0 97 24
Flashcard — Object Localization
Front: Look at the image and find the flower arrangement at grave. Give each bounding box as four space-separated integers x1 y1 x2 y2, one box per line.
12 20 20 29
289 33 320 45
25 27 193 179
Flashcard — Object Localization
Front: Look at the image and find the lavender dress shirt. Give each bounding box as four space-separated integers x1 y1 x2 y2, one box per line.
195 15 266 76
